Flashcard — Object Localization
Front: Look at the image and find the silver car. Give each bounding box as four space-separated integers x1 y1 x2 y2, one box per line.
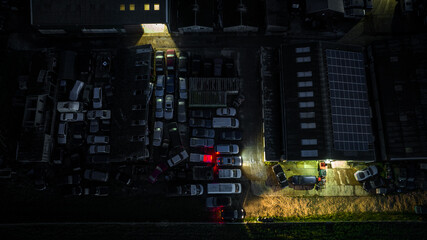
155 97 164 118
60 112 84 122
164 94 174 120
215 144 239 154
216 156 242 167
155 75 165 97
87 135 109 144
88 145 110 154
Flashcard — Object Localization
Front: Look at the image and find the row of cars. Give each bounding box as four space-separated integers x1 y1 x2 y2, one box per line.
155 49 235 78
53 51 116 197
148 50 245 221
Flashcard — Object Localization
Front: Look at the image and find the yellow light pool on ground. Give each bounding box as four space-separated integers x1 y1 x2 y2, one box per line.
141 24 167 34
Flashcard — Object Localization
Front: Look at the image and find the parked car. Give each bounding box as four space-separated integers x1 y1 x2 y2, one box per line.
92 87 103 109
291 175 317 190
60 112 84 122
190 138 214 147
168 122 182 148
57 122 68 144
58 173 81 186
206 197 232 208
221 208 245 221
155 75 165 97
82 84 93 103
153 121 163 147
92 186 110 196
218 169 242 179
192 128 215 138
68 118 84 144
178 51 188 73
224 59 235 77
87 110 111 120
128 135 147 144
104 84 113 104
179 77 187 99
166 76 175 94
191 54 202 76
214 58 223 77
189 118 212 128
69 80 85 101
100 120 111 132
86 155 109 164
57 101 83 113
177 99 186 123
212 117 239 128
164 94 174 120
131 119 146 127
203 58 213 77
155 97 164 118
87 135 109 144
215 144 239 154
217 156 242 167
148 163 168 183
220 130 242 140
84 169 109 182
354 165 378 182
88 145 110 154
216 107 236 116
166 49 176 71
363 177 385 192
272 164 289 188
89 120 99 133
167 150 189 167
155 50 165 72
191 109 212 119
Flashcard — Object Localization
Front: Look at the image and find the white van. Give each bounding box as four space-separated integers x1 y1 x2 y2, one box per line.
69 80 85 101
212 117 239 128
207 183 241 194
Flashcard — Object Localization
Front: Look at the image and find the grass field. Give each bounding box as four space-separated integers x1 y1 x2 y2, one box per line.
244 192 427 222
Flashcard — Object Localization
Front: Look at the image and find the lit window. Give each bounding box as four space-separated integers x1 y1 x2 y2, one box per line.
301 139 317 145
299 112 315 119
296 47 311 53
297 71 312 77
298 91 314 98
298 81 313 87
299 101 315 108
301 150 318 157
301 123 316 129
129 4 135 11
120 4 125 11
296 56 311 63
154 4 160 10
144 4 150 10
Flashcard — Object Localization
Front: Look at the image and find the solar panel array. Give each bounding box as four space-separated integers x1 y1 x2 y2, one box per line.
326 49 372 151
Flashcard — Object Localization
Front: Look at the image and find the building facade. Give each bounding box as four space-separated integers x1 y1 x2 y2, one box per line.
280 42 375 161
